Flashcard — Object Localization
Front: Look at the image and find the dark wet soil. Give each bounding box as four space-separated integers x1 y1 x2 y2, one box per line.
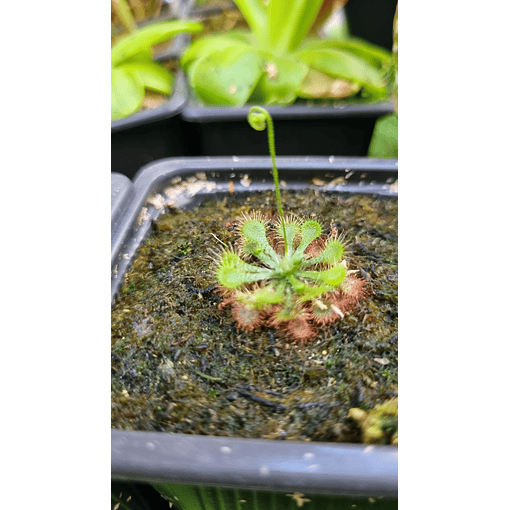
111 189 397 443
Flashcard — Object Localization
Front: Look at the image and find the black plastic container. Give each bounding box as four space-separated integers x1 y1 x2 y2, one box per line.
181 95 394 157
344 0 398 52
111 72 191 179
111 156 398 509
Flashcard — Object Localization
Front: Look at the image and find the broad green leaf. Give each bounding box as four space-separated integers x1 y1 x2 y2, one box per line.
115 48 153 65
180 32 252 70
303 239 344 266
249 55 308 105
297 37 391 68
368 114 398 158
268 0 323 54
233 0 268 44
111 67 144 121
119 61 174 95
295 47 387 99
298 68 360 99
190 46 264 106
111 20 203 66
298 265 347 288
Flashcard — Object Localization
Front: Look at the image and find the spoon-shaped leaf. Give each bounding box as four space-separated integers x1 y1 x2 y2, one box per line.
111 20 203 66
118 61 174 94
111 67 144 121
295 47 387 98
190 46 264 106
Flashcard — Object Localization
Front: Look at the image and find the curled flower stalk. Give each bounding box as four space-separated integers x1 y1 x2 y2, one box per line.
215 107 365 343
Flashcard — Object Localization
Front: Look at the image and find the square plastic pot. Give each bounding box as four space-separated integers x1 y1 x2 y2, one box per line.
180 85 394 158
111 71 192 180
111 156 398 509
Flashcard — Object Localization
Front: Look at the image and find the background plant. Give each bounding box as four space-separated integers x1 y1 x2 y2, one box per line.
368 2 397 158
181 0 391 106
111 13 203 121
215 107 365 342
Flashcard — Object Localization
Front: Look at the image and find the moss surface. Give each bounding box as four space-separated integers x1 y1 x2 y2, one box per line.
111 189 397 443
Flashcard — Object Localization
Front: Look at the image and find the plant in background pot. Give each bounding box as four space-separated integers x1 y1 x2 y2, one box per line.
178 1 395 158
181 0 391 106
111 1 203 178
111 18 203 121
368 2 397 158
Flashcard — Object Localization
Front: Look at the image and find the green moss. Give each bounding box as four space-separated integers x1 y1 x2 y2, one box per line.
111 189 397 442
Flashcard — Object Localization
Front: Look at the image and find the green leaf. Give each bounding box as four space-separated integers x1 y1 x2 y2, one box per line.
111 20 203 66
241 219 279 264
118 61 174 95
268 0 323 54
298 68 360 99
249 55 308 105
295 47 387 99
297 37 391 68
111 67 145 121
304 239 344 266
190 46 264 106
296 220 322 253
115 48 154 66
299 265 347 288
180 32 252 70
233 0 268 44
237 284 285 308
296 282 330 303
368 114 398 158
275 219 301 250
217 252 271 289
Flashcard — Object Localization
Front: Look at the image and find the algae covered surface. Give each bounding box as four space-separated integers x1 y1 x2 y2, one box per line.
111 189 397 443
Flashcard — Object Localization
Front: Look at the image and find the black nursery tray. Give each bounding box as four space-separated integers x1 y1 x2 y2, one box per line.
111 156 398 509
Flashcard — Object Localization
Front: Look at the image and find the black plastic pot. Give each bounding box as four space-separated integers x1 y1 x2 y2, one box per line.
111 156 398 509
111 0 202 180
111 72 192 180
181 94 394 157
344 0 398 52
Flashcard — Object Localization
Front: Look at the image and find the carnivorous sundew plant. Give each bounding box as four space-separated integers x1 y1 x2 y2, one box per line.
181 0 391 106
215 107 365 342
